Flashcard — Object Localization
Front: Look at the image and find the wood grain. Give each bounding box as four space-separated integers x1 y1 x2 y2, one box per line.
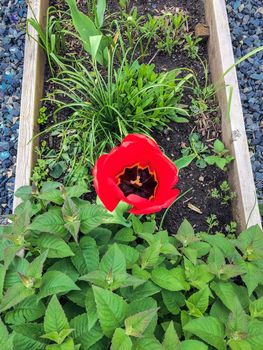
13 0 49 210
205 0 261 229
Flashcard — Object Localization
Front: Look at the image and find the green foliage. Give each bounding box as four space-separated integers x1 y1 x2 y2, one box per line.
27 6 67 75
211 181 236 205
46 58 190 165
66 0 110 65
181 133 234 171
1 184 263 349
183 34 202 59
119 9 189 56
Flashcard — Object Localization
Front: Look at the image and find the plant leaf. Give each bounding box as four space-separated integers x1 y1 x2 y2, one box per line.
0 283 34 313
70 236 99 275
93 286 128 338
163 321 181 350
111 328 132 350
70 314 103 349
151 267 190 291
29 210 67 236
184 316 226 350
44 295 69 334
100 243 126 274
33 233 74 259
37 271 79 300
5 295 45 325
125 308 158 337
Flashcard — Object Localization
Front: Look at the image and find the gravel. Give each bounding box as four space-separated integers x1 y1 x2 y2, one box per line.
0 0 27 217
226 0 263 207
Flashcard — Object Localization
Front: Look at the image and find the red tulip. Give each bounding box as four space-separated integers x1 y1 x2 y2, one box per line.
93 134 179 215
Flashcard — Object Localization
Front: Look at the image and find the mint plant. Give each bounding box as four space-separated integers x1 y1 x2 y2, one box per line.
0 183 263 349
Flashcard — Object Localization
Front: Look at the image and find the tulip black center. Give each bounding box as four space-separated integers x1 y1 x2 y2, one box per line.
116 165 158 200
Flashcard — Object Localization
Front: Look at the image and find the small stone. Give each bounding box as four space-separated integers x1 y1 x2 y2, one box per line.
199 176 204 182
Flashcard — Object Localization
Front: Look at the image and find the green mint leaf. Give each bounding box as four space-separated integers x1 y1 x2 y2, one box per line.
176 219 199 246
162 321 181 350
115 228 136 243
214 139 225 153
93 286 128 338
34 233 74 259
226 298 248 338
79 204 110 234
0 283 34 313
70 236 99 275
38 190 63 205
44 295 69 334
151 267 190 291
118 245 140 269
85 289 98 330
48 259 79 282
133 336 163 350
186 286 210 316
125 308 158 337
29 209 67 236
111 328 132 350
100 243 126 275
5 295 45 325
250 297 263 318
162 290 185 315
235 225 263 261
13 323 46 350
127 297 157 335
141 240 161 270
27 251 48 279
183 316 226 350
37 271 80 300
70 314 103 348
181 340 208 350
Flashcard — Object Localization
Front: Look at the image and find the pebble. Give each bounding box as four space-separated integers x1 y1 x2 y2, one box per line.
0 0 27 219
226 0 263 208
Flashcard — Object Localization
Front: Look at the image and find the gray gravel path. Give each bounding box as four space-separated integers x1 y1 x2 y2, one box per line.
226 0 263 207
0 0 27 216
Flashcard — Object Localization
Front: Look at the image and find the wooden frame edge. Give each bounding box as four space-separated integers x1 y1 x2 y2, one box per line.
13 0 49 210
205 0 261 230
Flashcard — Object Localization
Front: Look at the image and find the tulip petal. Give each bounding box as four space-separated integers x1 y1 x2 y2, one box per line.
93 134 180 215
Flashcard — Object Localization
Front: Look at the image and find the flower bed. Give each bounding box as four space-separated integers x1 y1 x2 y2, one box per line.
0 1 262 348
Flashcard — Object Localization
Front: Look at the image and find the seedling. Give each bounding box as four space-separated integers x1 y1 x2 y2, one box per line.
181 133 210 169
225 221 237 237
206 214 219 233
156 12 188 55
37 106 49 125
211 181 236 205
205 139 234 171
183 34 202 59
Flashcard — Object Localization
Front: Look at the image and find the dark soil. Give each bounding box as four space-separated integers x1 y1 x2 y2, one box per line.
39 0 234 234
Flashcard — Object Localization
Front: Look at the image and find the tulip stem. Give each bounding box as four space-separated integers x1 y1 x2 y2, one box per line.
159 188 193 231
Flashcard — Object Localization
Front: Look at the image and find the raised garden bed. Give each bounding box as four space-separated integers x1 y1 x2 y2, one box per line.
13 0 261 231
2 1 263 349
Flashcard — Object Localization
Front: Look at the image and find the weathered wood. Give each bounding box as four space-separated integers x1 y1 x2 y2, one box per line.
205 0 261 229
13 0 49 210
195 23 210 38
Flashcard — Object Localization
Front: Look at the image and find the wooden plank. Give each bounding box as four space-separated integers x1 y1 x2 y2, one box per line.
205 0 262 229
13 0 49 210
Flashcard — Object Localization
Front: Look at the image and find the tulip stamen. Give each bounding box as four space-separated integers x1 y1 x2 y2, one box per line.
130 176 143 187
116 164 158 200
